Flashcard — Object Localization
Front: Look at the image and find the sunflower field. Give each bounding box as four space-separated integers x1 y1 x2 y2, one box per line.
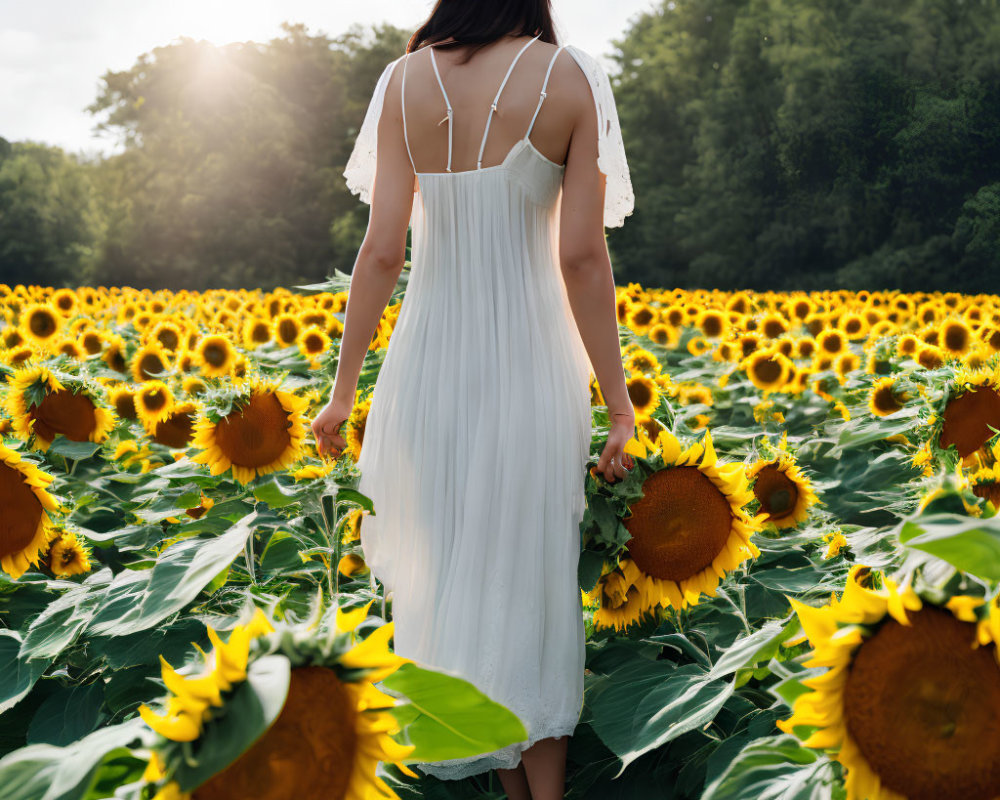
1 275 999 800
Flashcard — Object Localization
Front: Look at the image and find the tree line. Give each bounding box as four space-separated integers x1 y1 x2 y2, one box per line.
1 1 998 292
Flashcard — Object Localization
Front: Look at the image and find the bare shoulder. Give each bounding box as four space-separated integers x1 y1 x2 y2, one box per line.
543 45 595 125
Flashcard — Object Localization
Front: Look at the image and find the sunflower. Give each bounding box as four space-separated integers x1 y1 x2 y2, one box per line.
778 566 1000 800
20 302 62 346
195 335 237 378
820 530 848 559
696 309 728 339
834 351 860 379
867 377 909 417
44 529 92 577
272 313 301 348
589 558 660 631
242 318 272 349
102 334 129 373
747 451 821 530
0 442 61 579
139 604 418 800
182 376 208 397
56 339 85 359
132 342 174 382
816 328 847 357
916 344 946 370
619 428 765 610
743 349 793 393
5 365 115 451
136 380 175 429
624 347 661 375
50 288 78 316
297 326 331 366
625 374 659 418
939 318 973 356
191 379 309 484
108 383 139 420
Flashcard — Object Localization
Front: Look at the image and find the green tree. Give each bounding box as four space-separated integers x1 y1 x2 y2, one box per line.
0 139 101 286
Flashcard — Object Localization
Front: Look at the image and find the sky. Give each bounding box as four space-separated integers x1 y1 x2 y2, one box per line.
0 0 656 159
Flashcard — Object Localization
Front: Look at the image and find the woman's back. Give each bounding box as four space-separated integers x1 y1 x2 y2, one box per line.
396 34 577 180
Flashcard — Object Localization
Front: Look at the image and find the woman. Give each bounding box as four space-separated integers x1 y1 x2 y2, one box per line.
310 2 635 797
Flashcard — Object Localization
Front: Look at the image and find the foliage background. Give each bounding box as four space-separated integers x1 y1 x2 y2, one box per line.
2 0 999 291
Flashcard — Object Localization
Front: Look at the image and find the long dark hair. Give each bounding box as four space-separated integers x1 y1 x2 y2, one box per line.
407 0 558 64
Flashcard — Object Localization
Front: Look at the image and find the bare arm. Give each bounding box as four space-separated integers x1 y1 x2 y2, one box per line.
312 63 415 457
558 63 635 480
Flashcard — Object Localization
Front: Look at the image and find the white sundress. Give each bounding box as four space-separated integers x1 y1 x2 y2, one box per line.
344 35 634 780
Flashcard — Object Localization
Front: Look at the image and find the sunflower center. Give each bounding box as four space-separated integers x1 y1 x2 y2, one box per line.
0 462 44 559
873 385 903 414
627 378 654 410
138 352 167 380
277 319 298 344
214 393 292 468
842 605 1000 800
203 343 229 367
114 393 137 420
943 324 969 352
28 309 57 339
303 333 324 354
30 390 97 442
154 411 196 449
939 386 1000 458
624 466 733 582
751 355 784 385
142 390 168 412
251 323 270 343
753 465 798 519
191 666 358 800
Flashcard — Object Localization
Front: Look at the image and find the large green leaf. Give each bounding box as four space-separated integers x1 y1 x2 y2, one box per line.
587 661 734 776
173 655 291 792
701 734 838 800
0 630 54 714
897 511 1000 582
20 569 113 661
86 510 257 636
27 682 109 747
380 661 528 762
0 715 148 800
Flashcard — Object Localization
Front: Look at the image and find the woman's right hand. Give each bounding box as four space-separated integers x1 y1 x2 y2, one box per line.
596 409 636 482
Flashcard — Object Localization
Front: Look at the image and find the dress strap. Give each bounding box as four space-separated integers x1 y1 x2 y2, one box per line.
477 34 541 170
525 44 567 140
400 53 416 171
427 47 454 173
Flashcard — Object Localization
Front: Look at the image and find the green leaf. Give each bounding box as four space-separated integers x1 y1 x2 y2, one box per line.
27 682 109 747
173 655 291 792
701 733 836 800
897 511 1000 582
86 510 258 636
253 477 301 509
0 630 54 715
379 661 528 762
587 661 734 776
21 568 114 661
44 436 102 461
0 716 149 800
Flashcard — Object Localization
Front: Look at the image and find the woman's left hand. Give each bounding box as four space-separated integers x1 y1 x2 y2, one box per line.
310 396 353 459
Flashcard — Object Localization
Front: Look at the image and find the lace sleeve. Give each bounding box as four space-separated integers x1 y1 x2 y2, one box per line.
563 45 635 228
343 55 404 205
